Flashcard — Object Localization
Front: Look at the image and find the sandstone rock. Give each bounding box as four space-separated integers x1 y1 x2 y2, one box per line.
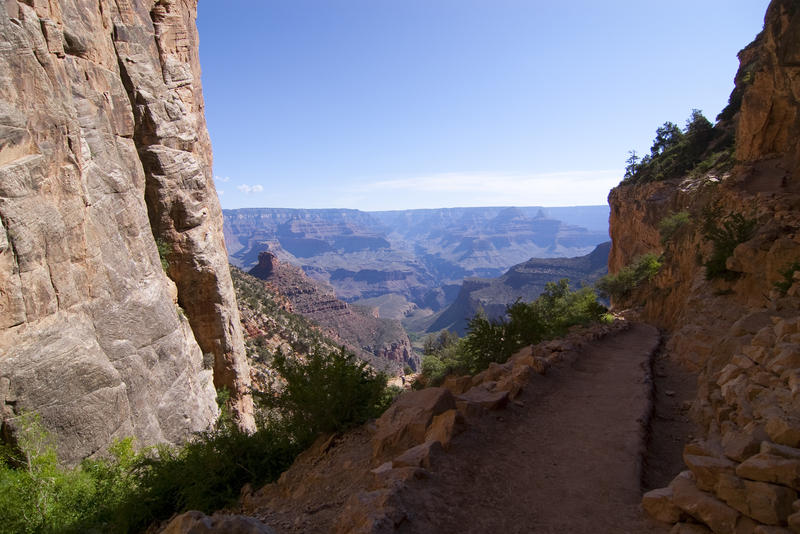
684 453 738 492
455 386 510 418
724 426 769 462
494 364 533 399
643 486 685 523
737 452 800 490
715 472 797 525
333 489 406 534
371 387 455 461
767 415 800 448
761 442 800 460
671 471 741 533
369 463 427 491
441 375 472 396
424 409 465 450
160 511 274 534
392 440 443 469
471 361 512 387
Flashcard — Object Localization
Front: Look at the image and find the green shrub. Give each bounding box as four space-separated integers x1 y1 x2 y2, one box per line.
774 261 800 295
0 346 397 533
702 212 757 280
418 280 607 383
256 347 389 444
659 211 691 246
623 109 729 185
155 238 170 271
595 253 662 303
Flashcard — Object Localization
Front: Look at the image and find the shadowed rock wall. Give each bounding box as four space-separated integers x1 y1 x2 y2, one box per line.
0 0 253 464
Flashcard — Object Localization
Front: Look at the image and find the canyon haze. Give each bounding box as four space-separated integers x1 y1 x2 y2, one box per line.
223 205 610 320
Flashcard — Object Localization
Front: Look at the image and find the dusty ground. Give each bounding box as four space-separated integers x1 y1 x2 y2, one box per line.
393 323 671 534
242 323 697 533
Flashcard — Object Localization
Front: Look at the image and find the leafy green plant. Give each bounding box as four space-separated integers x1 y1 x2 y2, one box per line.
774 261 800 295
702 212 757 280
257 347 390 444
659 211 691 246
595 253 662 303
155 238 170 271
418 280 607 385
623 109 729 185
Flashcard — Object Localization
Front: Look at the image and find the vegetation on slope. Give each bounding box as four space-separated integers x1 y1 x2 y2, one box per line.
622 109 734 185
0 348 393 533
417 279 609 386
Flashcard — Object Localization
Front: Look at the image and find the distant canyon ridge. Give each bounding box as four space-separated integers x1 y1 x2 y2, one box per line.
223 206 610 319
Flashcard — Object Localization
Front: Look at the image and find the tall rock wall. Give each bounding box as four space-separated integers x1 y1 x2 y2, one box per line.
609 1 800 530
0 0 253 465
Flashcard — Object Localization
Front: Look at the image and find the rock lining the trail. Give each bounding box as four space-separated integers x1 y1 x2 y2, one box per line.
238 320 665 533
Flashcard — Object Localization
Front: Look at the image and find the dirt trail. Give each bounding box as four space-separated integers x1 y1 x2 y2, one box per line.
396 323 670 534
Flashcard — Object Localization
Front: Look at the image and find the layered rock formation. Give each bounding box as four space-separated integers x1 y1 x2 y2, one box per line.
223 206 609 312
424 241 610 335
249 252 418 374
609 1 800 530
0 0 253 464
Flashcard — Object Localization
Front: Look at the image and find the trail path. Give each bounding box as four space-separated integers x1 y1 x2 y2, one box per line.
396 323 670 534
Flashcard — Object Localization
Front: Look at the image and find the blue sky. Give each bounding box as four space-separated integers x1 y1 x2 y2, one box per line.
197 1 770 211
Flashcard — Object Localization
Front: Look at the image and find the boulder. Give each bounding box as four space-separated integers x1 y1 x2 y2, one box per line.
455 387 510 418
724 426 769 462
424 409 465 450
737 453 800 490
766 416 800 448
684 453 738 492
671 471 741 533
371 387 455 461
392 440 443 469
715 473 797 525
642 486 685 523
442 375 472 396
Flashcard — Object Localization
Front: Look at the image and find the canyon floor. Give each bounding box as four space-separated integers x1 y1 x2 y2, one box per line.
242 323 697 533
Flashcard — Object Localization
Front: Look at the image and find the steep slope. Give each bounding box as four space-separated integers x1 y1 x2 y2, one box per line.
230 267 345 391
423 242 610 335
248 252 419 374
609 1 800 531
0 0 252 464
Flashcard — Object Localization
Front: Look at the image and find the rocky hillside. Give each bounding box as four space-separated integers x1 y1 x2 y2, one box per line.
419 242 610 335
0 0 253 464
230 267 346 391
248 252 419 374
223 206 609 311
609 1 800 531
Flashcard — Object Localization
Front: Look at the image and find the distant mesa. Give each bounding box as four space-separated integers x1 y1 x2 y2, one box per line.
223 206 610 313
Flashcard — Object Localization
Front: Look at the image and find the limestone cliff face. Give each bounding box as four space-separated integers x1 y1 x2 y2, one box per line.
0 0 253 464
610 1 800 530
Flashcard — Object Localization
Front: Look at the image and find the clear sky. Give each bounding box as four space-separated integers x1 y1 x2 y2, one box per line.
196 1 770 211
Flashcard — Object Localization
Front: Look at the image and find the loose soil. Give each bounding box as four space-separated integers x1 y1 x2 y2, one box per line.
395 323 671 533
243 323 697 533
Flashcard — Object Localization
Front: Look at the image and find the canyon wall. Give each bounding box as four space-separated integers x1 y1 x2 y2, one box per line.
0 0 253 464
610 1 800 530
